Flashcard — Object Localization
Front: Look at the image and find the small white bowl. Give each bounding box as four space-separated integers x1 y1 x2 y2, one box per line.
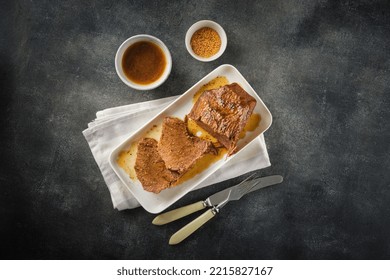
115 35 172 90
185 20 227 62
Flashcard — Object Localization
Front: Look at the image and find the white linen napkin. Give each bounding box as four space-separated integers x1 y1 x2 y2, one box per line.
83 96 271 210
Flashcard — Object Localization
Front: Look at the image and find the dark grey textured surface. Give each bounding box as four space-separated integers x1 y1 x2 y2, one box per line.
1 0 390 259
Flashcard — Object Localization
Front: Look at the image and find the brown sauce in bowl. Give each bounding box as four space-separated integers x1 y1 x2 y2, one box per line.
122 41 166 85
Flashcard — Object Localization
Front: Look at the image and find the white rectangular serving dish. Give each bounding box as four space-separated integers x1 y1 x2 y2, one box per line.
109 64 272 213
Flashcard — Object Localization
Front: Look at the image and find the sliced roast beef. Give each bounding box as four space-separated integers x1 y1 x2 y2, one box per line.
158 117 216 174
188 83 257 155
134 138 180 194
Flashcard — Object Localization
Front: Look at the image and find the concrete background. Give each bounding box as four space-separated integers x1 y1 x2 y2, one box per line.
1 0 389 259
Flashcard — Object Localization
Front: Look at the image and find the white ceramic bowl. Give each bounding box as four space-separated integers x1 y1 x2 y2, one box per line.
185 20 227 62
115 35 172 90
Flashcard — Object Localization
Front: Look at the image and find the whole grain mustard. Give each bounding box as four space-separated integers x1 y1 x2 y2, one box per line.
190 27 221 58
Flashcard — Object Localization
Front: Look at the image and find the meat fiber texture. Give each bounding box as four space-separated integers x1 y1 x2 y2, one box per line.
135 117 216 193
134 138 180 194
158 117 216 173
188 83 257 155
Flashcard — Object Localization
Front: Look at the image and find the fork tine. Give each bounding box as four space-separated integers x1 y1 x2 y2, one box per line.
237 173 256 187
240 180 258 195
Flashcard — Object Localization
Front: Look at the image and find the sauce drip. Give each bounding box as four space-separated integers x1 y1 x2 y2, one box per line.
239 113 261 139
193 76 229 103
173 147 227 186
122 41 166 85
187 118 219 144
117 142 138 180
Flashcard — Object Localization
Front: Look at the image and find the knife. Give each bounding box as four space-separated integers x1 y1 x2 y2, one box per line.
153 175 283 226
168 175 283 245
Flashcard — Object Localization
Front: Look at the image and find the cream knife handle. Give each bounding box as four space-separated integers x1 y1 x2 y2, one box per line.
169 209 216 245
152 201 206 225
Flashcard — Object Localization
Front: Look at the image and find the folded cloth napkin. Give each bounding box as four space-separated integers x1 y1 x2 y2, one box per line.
83 96 271 210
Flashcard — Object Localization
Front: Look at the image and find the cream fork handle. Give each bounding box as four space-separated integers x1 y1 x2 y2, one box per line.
169 209 216 245
152 201 206 225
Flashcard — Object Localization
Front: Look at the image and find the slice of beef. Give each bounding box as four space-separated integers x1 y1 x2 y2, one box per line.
134 138 180 194
158 117 216 174
188 83 257 155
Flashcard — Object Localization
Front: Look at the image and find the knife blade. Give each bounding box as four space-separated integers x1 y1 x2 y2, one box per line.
168 175 283 245
206 175 283 207
153 175 283 226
